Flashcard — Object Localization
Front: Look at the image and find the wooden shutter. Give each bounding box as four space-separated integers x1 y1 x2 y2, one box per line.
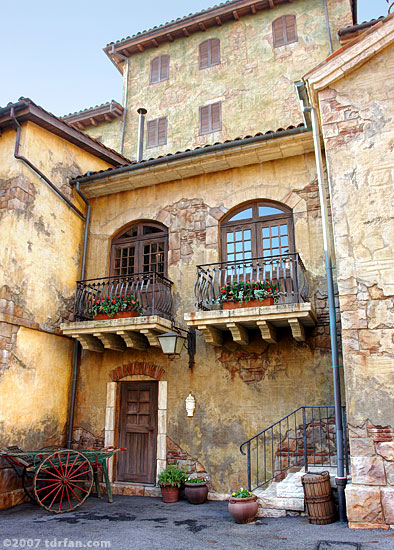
147 117 167 147
150 57 160 84
158 117 167 146
199 102 222 135
211 102 221 132
160 55 169 81
199 41 209 69
210 38 220 66
284 15 297 44
273 15 297 47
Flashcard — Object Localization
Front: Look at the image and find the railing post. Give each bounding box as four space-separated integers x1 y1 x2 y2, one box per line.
247 442 251 491
302 407 308 472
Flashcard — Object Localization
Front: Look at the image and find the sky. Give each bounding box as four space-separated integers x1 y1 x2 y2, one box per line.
0 0 390 117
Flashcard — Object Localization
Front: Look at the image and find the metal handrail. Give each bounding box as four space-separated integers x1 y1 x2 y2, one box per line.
74 271 173 321
240 405 349 491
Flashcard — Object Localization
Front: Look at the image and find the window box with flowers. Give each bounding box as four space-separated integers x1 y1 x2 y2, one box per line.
219 280 281 310
91 294 144 320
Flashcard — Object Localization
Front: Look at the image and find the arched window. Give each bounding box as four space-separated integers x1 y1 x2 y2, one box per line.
149 55 170 84
199 38 220 69
272 15 297 48
221 201 294 262
110 221 168 277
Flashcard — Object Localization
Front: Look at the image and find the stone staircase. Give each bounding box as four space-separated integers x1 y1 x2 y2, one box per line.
255 466 341 517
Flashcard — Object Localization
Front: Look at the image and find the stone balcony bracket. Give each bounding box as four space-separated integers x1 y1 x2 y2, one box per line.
60 315 173 353
184 303 316 347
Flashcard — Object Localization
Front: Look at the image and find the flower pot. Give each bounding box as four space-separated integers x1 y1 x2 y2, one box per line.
160 484 180 503
94 310 138 320
228 495 258 523
222 297 274 310
184 482 208 504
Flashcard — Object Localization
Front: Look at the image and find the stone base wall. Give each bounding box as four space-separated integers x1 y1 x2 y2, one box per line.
0 457 27 511
346 423 394 529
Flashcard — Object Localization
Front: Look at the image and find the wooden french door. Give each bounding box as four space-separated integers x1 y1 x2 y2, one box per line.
117 382 158 484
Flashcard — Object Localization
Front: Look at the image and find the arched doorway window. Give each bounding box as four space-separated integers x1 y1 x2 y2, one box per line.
221 201 294 262
110 221 168 277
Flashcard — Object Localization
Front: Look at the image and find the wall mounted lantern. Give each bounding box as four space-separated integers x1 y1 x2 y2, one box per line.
157 323 196 369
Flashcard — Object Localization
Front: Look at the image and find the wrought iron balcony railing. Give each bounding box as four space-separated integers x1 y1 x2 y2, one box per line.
74 272 173 321
195 252 309 311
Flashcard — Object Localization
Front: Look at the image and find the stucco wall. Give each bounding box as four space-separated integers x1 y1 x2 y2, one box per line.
115 0 351 160
73 149 340 493
0 122 112 508
316 44 394 528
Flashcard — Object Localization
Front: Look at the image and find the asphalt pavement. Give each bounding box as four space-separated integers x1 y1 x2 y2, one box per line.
0 496 393 550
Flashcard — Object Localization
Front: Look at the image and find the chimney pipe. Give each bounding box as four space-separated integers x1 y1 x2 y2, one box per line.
137 107 147 162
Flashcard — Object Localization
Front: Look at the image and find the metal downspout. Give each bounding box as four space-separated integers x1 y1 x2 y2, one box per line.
66 183 90 449
304 104 347 522
111 46 129 156
323 0 334 54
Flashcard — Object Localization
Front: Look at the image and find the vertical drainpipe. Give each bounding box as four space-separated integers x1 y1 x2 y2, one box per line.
303 102 347 522
323 0 334 54
137 108 147 162
66 183 91 449
111 46 129 156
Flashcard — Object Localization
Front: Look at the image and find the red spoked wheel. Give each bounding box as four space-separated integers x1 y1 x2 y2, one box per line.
33 450 93 513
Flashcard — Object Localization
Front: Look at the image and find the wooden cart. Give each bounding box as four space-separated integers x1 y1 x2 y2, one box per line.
1 446 124 514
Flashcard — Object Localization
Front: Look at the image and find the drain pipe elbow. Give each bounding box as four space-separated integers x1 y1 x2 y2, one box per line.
137 108 147 163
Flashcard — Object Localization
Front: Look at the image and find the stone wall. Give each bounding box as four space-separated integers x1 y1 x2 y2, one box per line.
310 29 394 528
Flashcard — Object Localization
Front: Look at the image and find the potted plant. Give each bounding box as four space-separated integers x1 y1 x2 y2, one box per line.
157 465 186 503
91 294 143 320
184 476 209 504
228 488 258 523
219 280 281 310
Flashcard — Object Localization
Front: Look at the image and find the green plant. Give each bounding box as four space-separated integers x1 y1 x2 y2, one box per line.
91 294 143 317
186 477 206 484
158 465 186 488
231 488 254 499
219 280 281 305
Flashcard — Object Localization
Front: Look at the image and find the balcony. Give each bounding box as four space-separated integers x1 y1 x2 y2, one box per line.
61 272 173 352
185 253 316 346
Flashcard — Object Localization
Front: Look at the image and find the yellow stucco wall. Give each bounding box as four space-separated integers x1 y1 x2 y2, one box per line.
0 123 112 448
73 148 339 492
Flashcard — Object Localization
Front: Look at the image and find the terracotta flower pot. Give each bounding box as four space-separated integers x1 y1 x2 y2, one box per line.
228 495 258 523
160 484 180 503
222 297 274 310
94 310 138 320
184 482 208 504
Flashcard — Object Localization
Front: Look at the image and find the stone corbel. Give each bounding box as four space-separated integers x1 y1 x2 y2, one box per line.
197 325 223 347
226 322 249 346
71 333 104 353
117 330 148 350
288 319 306 342
93 332 126 352
257 321 278 344
140 329 161 347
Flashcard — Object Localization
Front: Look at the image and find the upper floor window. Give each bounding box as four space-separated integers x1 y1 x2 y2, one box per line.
221 201 294 262
272 15 297 48
146 117 167 148
149 55 170 84
110 222 168 277
199 38 220 69
199 102 222 135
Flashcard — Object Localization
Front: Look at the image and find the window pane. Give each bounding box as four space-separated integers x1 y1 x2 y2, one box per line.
235 231 243 241
272 237 279 247
263 238 271 249
143 225 162 235
236 242 243 252
280 224 288 235
272 249 280 256
115 249 121 258
244 229 251 240
244 241 251 251
228 208 253 222
236 253 243 261
281 236 288 247
228 254 234 262
271 226 279 237
262 227 270 238
244 251 252 259
263 250 271 257
227 232 234 242
259 206 284 217
227 243 234 253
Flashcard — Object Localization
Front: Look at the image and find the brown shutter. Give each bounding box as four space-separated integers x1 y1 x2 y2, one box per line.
147 119 157 147
199 105 210 134
210 38 220 66
160 55 170 81
158 117 167 145
272 17 285 48
150 57 160 84
199 41 209 69
211 102 222 132
284 15 297 44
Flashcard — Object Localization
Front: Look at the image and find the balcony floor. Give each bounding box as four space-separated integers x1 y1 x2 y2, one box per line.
60 315 172 353
184 303 316 346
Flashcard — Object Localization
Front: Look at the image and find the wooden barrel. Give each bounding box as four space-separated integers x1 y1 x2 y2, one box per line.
301 471 336 525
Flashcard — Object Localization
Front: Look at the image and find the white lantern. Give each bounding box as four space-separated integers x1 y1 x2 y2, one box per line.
185 393 196 417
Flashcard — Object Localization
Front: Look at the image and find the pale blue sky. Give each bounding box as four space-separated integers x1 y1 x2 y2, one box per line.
0 0 389 116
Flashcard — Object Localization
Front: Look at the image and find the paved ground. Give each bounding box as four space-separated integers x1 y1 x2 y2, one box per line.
0 496 393 550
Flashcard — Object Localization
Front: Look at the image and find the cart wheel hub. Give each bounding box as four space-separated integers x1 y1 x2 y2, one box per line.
61 477 69 485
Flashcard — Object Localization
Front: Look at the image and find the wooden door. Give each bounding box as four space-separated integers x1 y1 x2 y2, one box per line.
117 382 158 484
